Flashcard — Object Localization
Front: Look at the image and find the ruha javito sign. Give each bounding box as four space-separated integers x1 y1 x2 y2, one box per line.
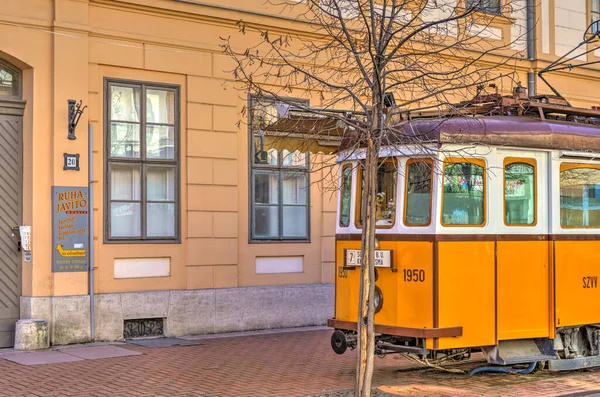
52 186 89 272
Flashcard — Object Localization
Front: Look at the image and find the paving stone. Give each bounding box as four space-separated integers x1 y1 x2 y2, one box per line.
58 345 142 360
302 389 402 397
0 330 597 396
0 351 83 365
125 337 203 348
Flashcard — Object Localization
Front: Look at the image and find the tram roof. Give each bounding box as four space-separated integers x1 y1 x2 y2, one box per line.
260 95 600 155
354 115 600 153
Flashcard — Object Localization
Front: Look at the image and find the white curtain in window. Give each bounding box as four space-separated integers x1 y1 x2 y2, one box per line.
111 166 140 200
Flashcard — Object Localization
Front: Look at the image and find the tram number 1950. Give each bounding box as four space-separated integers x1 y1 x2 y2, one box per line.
403 269 425 283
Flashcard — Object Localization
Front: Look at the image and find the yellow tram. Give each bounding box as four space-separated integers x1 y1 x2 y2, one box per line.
328 96 600 371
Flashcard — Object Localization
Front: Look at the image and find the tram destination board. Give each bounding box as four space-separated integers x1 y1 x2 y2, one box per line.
345 249 392 268
52 186 89 273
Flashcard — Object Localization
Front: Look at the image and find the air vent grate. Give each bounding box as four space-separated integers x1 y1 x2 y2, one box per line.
123 318 164 339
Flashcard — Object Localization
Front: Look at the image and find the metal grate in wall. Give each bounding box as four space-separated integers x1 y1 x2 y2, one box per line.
123 318 165 339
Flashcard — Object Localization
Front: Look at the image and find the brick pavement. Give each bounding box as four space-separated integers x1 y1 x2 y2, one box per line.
0 329 599 397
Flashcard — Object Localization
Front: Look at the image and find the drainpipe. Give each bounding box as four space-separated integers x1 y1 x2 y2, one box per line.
88 124 95 340
527 0 536 96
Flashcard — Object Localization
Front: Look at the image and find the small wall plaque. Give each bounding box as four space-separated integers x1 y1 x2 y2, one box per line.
63 153 80 171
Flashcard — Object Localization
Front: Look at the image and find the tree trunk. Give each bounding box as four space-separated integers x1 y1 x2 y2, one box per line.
355 108 381 397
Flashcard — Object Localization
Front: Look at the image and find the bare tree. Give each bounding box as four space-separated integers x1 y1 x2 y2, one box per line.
222 1 527 395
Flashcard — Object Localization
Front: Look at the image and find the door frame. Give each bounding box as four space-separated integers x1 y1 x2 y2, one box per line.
0 97 25 347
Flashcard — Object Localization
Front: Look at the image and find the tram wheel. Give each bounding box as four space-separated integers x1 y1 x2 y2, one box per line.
331 330 348 355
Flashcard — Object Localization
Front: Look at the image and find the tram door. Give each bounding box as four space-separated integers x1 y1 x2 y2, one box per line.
496 151 551 341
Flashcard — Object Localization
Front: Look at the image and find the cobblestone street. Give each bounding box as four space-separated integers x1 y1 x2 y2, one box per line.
0 328 599 397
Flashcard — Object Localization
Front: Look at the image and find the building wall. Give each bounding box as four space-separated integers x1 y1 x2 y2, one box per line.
537 0 600 107
1 0 599 344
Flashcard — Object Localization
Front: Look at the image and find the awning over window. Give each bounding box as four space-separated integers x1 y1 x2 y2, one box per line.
260 112 344 155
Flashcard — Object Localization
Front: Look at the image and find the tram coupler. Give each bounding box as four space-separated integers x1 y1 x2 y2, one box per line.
331 330 356 354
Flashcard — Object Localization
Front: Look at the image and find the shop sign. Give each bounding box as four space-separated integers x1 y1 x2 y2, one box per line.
52 186 89 272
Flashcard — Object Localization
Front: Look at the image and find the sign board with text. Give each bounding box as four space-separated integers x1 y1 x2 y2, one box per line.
52 186 89 272
344 249 392 268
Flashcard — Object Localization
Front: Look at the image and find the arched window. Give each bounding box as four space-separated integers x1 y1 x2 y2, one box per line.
0 61 20 98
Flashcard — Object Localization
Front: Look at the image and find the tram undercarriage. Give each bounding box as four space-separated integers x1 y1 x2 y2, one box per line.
330 325 600 373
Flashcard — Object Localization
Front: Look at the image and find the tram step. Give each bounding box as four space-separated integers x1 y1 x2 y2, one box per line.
547 355 600 371
482 339 557 365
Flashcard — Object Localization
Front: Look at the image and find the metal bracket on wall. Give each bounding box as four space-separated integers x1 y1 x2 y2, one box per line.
68 99 87 140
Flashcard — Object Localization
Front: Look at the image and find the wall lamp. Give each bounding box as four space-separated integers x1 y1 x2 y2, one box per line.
68 99 87 140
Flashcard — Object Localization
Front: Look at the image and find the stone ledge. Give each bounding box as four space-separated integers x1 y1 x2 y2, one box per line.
22 284 335 345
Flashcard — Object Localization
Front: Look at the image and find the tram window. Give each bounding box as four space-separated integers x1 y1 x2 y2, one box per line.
339 165 353 227
560 167 600 228
356 160 397 228
441 161 485 226
504 162 536 225
404 160 433 226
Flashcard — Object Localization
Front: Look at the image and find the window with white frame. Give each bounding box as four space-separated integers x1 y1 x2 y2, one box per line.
105 80 180 242
249 97 310 241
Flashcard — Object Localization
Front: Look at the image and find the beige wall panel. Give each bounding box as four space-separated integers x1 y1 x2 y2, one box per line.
88 63 100 93
188 130 238 159
188 103 212 130
87 92 100 123
114 258 171 279
97 245 186 293
320 160 339 212
145 45 211 77
238 243 323 286
541 0 550 54
187 238 238 266
213 106 239 132
213 212 238 238
89 5 233 51
89 40 144 69
188 76 238 106
188 185 238 211
322 195 338 213
322 212 337 237
322 262 335 284
213 54 237 79
188 157 213 185
213 159 238 185
537 72 600 106
214 265 238 288
97 65 187 88
321 236 335 263
55 0 89 25
2 0 53 21
53 273 88 297
188 212 213 238
186 266 215 289
554 0 586 60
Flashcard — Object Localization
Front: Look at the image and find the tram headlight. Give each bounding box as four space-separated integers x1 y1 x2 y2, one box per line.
374 286 383 313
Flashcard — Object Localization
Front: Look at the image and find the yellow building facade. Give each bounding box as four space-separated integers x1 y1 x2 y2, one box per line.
0 0 599 345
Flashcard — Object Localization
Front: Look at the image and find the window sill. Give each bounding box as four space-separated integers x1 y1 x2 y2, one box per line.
249 239 311 244
104 238 182 244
